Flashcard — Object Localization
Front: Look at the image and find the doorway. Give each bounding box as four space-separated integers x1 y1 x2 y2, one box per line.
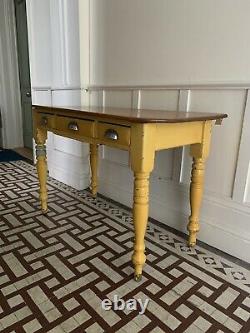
14 0 33 149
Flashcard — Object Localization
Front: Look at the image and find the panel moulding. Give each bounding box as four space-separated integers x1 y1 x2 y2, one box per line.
232 89 250 203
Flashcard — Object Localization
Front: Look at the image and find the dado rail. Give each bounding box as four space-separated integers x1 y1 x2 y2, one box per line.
33 105 227 281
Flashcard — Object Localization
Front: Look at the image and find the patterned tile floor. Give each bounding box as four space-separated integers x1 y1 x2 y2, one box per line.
0 161 249 333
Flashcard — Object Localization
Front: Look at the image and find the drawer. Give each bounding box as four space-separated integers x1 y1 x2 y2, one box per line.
37 113 55 129
56 116 94 138
97 122 130 147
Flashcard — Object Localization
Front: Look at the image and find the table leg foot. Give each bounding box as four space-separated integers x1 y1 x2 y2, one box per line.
41 195 48 214
188 226 199 247
188 240 196 248
134 273 142 282
132 248 145 281
42 208 48 215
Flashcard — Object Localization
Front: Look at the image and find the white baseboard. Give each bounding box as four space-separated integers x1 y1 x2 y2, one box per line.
98 160 250 263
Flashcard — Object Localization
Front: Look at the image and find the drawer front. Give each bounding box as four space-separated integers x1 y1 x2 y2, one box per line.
97 122 130 147
56 116 94 138
37 113 55 129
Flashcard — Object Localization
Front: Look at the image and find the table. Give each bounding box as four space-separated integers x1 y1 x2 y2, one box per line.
32 105 227 281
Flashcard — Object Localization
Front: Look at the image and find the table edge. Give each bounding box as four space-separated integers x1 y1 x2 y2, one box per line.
32 105 228 123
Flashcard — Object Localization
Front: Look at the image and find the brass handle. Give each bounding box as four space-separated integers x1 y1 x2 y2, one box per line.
68 121 79 131
104 129 119 140
41 117 48 126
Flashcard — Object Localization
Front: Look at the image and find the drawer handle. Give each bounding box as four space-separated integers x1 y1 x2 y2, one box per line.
68 121 79 131
104 129 119 140
41 117 48 126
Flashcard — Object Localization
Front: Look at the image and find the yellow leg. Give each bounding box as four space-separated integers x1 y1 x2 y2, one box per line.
132 172 150 281
130 123 156 281
187 157 205 247
187 121 212 247
35 128 48 214
89 144 98 197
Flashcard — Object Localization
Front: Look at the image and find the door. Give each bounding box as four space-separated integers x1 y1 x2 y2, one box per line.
14 0 33 149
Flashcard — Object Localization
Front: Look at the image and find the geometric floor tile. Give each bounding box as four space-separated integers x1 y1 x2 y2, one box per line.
0 160 249 332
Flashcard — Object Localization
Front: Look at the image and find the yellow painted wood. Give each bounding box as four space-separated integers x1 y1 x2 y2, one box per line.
187 157 205 246
55 116 94 139
130 124 156 280
130 123 156 172
97 122 131 148
190 121 212 159
89 144 98 197
34 127 48 214
155 121 203 150
132 171 150 280
188 121 212 246
36 112 55 130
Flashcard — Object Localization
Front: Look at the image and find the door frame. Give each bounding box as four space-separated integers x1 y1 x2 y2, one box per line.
0 0 23 148
14 0 33 149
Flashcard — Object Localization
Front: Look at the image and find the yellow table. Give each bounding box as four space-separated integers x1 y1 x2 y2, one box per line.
33 105 227 281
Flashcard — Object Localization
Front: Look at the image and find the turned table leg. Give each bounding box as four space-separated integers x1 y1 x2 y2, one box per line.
188 157 205 246
89 144 98 197
130 123 156 281
132 172 150 281
35 128 48 214
188 121 212 247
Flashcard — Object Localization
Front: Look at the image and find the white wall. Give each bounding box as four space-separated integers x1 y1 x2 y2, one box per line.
26 0 90 190
90 0 250 85
81 0 250 262
0 0 23 148
25 0 52 89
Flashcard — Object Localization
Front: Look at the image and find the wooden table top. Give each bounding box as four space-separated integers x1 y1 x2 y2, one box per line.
33 105 228 123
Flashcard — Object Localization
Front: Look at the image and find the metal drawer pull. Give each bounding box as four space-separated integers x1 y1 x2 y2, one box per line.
41 117 48 126
104 129 119 140
68 121 79 131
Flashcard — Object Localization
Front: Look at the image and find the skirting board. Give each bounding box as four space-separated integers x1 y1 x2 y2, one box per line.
98 160 250 263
